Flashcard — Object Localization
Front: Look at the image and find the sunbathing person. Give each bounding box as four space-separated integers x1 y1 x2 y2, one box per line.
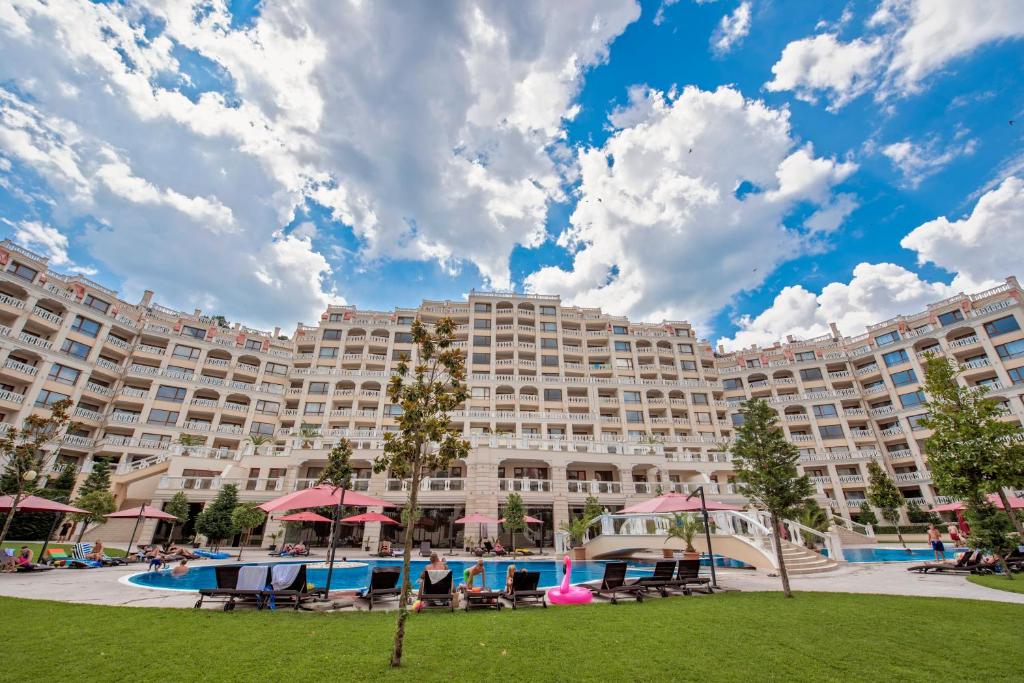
166 545 197 560
85 540 105 561
15 547 36 570
292 542 307 554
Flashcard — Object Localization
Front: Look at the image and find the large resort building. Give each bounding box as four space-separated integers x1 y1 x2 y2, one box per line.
1 238 1023 549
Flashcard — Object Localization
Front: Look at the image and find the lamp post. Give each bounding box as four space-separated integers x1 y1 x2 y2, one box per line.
685 486 718 590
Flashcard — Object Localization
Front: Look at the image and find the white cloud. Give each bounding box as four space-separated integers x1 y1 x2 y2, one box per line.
524 85 856 325
764 34 883 110
900 175 1024 292
710 2 752 55
880 133 977 188
12 220 69 265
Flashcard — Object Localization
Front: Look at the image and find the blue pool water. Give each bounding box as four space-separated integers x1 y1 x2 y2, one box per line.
129 556 744 592
828 547 967 563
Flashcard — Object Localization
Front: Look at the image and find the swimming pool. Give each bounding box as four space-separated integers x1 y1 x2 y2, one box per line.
829 546 967 563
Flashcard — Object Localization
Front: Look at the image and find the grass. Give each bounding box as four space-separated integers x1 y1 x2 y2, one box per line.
968 574 1024 594
1 541 127 558
0 592 1021 682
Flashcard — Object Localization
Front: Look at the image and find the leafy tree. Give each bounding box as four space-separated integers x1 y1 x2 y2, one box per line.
855 502 878 527
316 439 354 585
582 495 603 524
0 399 73 546
920 355 1024 535
164 492 191 542
665 513 703 553
905 500 938 524
866 460 907 548
231 503 266 561
797 500 830 549
45 462 78 497
372 317 469 668
77 459 112 497
298 424 320 448
503 492 526 554
730 398 812 598
195 484 240 548
177 434 203 454
964 499 1018 580
71 489 116 543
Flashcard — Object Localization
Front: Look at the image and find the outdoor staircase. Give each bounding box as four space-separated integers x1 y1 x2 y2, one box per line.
779 541 839 575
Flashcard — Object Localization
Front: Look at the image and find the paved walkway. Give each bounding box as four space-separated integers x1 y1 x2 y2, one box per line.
1 551 1022 610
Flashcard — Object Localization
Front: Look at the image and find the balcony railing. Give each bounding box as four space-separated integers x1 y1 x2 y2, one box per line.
498 478 552 492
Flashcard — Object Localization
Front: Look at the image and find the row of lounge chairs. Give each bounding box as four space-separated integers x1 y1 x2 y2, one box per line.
194 564 312 611
907 548 1024 575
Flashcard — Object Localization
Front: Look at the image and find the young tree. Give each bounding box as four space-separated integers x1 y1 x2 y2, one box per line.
855 502 878 527
164 491 191 543
730 398 813 598
316 439 354 591
964 498 1018 580
77 459 112 496
665 513 703 554
503 492 526 554
231 503 266 561
921 355 1024 535
0 399 73 546
195 484 240 548
866 460 907 547
372 317 469 668
582 495 603 524
71 489 116 543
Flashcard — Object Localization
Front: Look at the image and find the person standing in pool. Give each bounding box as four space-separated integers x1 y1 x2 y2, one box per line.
927 524 945 561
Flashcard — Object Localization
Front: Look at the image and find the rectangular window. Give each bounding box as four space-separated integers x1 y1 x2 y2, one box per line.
626 410 644 423
307 382 328 394
384 404 403 416
10 262 38 281
874 331 901 346
318 347 338 358
181 325 205 339
731 413 745 426
614 341 631 351
82 294 109 313
250 421 274 435
985 315 1021 337
819 424 845 439
473 319 491 329
623 391 641 403
890 368 918 387
800 368 824 381
304 402 325 415
471 387 490 399
691 393 708 404
396 316 414 325
245 339 262 350
812 404 838 418
863 379 885 391
265 362 287 375
723 378 743 390
473 335 490 346
172 344 200 360
746 359 761 368
1008 367 1024 385
899 390 927 408
540 338 558 349
695 412 711 424
543 389 563 401
540 322 557 332
996 339 1024 360
147 409 179 426
882 349 910 367
680 360 697 371
394 332 413 344
541 355 559 367
140 433 171 446
473 303 491 313
472 353 489 364
614 358 633 369
35 389 70 408
907 413 929 430
70 315 101 337
677 343 694 354
47 363 80 386
155 385 187 403
255 400 279 414
612 325 628 335
938 309 964 326
539 305 556 316
322 329 343 340
60 339 91 360
795 351 817 362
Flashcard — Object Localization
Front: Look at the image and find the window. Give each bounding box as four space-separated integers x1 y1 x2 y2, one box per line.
800 368 824 381
155 385 187 403
318 347 338 358
140 433 171 446
397 316 414 325
473 335 490 346
695 412 711 424
622 391 641 403
986 315 1021 337
304 402 325 415
907 413 929 430
322 329 343 340
245 339 262 350
250 421 274 436
1009 367 1024 385
890 368 918 387
384 404 403 416
996 339 1024 360
795 351 817 362
539 305 556 316
746 359 761 368
543 389 563 401
691 393 708 405
899 390 927 408
391 350 409 361
614 358 633 369
60 339 91 360
172 344 200 360
10 262 38 281
82 294 109 313
680 360 697 371
731 413 745 426
47 363 80 386
723 378 743 390
181 325 205 339
614 341 631 351
540 322 557 332
874 331 901 346
473 319 490 329
35 389 69 408
819 424 845 439
255 400 279 414
938 309 964 326
166 365 193 379
540 338 558 349
677 343 693 354
812 404 837 418
308 382 328 394
863 379 885 391
70 315 101 337
882 349 910 367
612 325 628 335
328 313 345 322
147 409 179 426
265 362 287 375
395 332 413 344
471 387 490 399
626 410 644 423
474 303 491 313
471 353 489 364
541 355 559 366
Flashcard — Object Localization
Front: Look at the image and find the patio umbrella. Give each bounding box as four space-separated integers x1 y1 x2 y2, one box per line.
107 505 179 561
931 493 1024 512
0 495 87 560
278 511 333 523
618 492 743 514
340 511 399 525
498 515 543 554
455 513 500 548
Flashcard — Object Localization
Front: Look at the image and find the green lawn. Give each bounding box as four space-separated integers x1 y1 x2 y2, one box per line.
0 593 1021 682
968 574 1024 594
1 541 127 558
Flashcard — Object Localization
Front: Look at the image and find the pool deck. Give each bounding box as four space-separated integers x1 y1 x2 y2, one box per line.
2 549 1023 610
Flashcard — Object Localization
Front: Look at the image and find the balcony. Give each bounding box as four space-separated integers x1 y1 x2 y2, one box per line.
74 407 104 422
948 335 979 349
3 359 38 376
31 306 64 326
567 480 622 495
498 478 552 493
0 389 25 405
18 332 52 350
838 474 864 484
110 412 140 423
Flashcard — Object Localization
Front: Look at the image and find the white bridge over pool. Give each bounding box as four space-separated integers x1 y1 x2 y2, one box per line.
575 510 874 574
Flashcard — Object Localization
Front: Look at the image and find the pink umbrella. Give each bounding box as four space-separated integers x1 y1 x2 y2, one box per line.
107 506 179 520
455 513 500 546
257 485 394 512
340 511 400 525
0 494 86 514
931 493 1024 513
618 492 743 514
279 511 333 524
499 515 543 525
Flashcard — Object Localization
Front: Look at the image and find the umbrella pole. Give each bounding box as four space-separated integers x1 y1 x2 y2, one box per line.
447 516 454 556
39 512 63 562
126 505 146 563
322 487 346 600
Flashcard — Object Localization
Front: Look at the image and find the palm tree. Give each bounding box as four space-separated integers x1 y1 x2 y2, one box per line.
246 434 271 453
178 434 202 455
558 515 592 548
298 424 319 448
796 501 830 549
665 513 703 553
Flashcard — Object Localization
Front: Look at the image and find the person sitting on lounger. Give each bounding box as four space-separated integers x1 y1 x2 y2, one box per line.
171 559 189 577
15 547 36 570
427 553 447 571
504 565 518 592
86 540 105 562
463 558 486 590
292 542 306 554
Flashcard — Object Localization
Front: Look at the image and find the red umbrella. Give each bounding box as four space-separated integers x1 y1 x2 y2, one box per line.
257 485 394 512
931 493 1024 513
107 506 179 520
618 493 743 514
499 515 543 525
0 494 86 514
341 511 399 525
279 511 333 524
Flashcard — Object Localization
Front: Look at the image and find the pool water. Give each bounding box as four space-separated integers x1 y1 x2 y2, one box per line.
828 546 967 563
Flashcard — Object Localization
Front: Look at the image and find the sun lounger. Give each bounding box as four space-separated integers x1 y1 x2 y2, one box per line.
668 559 712 593
362 567 401 610
632 561 679 597
390 544 405 558
419 541 431 557
74 542 125 566
418 569 454 611
263 564 310 610
504 570 545 609
907 550 981 574
588 562 646 604
194 565 269 610
461 584 503 610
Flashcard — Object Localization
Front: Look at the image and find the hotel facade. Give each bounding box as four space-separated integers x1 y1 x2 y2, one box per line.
1 239 1022 548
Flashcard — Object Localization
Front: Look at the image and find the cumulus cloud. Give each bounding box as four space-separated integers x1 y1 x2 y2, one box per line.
710 2 752 55
524 85 856 325
764 34 883 110
12 220 70 265
880 132 977 188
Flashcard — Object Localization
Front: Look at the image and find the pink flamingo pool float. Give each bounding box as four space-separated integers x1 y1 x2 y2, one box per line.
546 555 593 605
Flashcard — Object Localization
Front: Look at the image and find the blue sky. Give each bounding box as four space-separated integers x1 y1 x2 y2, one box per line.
1 1 1023 345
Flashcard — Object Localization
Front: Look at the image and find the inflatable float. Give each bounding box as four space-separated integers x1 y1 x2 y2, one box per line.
546 555 593 605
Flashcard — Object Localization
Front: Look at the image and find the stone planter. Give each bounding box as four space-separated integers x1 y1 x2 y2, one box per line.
571 546 588 561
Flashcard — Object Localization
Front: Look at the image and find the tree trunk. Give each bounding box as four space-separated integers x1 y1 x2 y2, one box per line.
889 513 906 548
77 522 88 544
0 488 24 546
770 512 793 598
390 467 422 668
996 489 1024 536
999 555 1015 581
